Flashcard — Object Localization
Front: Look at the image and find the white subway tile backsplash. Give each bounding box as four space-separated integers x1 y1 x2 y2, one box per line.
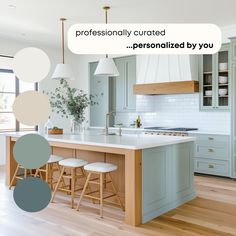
115 93 230 132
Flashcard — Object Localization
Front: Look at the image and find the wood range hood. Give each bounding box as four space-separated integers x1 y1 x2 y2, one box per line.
133 80 199 95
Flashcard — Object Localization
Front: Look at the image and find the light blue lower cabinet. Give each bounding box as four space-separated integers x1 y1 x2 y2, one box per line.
142 142 196 224
190 134 230 177
194 158 229 176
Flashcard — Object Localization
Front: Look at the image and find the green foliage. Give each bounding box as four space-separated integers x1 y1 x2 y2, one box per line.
46 79 98 125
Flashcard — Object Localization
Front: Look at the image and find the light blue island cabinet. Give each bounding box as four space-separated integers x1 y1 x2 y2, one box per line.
142 142 196 223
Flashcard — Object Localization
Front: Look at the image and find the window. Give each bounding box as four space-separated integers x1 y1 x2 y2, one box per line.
0 56 38 132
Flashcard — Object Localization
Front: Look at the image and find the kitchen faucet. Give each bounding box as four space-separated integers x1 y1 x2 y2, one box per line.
105 111 115 135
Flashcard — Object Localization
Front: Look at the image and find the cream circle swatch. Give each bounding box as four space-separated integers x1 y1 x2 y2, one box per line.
13 91 51 126
13 47 50 83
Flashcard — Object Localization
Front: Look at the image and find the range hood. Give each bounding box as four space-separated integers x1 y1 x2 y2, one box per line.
134 55 199 95
133 80 199 95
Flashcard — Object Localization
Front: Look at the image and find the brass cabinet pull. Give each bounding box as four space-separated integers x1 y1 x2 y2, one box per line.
208 164 214 168
208 148 214 152
208 137 214 140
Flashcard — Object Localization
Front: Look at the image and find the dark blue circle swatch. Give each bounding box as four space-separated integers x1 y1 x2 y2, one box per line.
13 177 51 212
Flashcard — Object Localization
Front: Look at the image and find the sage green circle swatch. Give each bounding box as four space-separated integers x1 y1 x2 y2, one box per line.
13 47 50 83
13 177 51 212
13 91 51 126
13 134 51 169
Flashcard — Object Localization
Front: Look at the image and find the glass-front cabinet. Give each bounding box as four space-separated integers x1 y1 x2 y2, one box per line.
200 44 230 110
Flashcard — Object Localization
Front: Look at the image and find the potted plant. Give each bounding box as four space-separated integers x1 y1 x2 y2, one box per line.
47 79 98 133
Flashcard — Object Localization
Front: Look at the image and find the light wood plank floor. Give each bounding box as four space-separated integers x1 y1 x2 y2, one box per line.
1 166 236 236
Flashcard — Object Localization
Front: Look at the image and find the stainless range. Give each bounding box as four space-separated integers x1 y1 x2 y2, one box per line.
144 127 198 137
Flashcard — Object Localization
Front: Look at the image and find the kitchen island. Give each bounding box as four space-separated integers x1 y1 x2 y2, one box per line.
5 131 196 226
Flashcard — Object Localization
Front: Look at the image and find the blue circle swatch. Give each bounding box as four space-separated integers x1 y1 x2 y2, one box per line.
13 133 51 169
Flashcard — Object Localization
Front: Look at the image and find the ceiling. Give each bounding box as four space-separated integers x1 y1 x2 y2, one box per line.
1 0 236 47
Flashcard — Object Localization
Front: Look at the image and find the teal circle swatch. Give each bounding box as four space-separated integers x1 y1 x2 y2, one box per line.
13 177 51 212
13 134 51 169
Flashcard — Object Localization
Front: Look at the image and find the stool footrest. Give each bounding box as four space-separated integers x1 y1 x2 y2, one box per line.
88 180 112 185
103 194 116 199
15 176 24 180
86 190 99 195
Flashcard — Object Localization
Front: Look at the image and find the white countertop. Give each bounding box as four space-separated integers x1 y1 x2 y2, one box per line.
90 127 230 136
3 131 195 150
187 130 230 135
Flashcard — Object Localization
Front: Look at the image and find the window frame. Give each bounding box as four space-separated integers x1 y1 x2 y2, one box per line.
0 68 38 132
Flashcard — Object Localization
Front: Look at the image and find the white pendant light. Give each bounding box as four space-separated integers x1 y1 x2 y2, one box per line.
52 18 74 80
94 6 119 77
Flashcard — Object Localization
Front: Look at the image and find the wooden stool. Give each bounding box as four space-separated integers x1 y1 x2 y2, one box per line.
76 162 124 218
9 164 32 189
34 155 64 190
51 158 88 208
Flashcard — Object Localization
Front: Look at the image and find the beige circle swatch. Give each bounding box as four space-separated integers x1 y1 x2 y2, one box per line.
13 91 51 126
13 47 50 83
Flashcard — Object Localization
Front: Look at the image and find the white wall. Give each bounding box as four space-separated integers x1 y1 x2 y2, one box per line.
221 24 236 43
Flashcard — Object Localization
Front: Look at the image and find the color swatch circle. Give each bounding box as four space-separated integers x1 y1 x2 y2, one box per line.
13 47 50 83
13 177 51 212
13 134 51 169
13 91 51 126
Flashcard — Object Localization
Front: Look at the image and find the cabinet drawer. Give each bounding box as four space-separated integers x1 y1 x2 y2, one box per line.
195 145 229 160
194 158 229 176
192 134 229 147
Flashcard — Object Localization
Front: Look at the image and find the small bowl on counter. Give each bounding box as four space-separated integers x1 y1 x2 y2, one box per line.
219 62 228 71
205 90 212 96
219 76 228 84
48 127 63 134
219 88 228 96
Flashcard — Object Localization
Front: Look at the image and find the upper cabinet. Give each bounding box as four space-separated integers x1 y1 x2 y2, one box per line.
112 55 136 112
89 62 115 127
200 44 230 111
89 56 136 127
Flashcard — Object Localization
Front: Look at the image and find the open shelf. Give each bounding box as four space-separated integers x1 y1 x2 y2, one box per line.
201 46 229 110
219 70 229 73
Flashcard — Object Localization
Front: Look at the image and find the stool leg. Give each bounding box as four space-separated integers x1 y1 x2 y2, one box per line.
108 173 124 211
49 163 53 189
9 164 20 190
45 164 49 183
100 173 104 218
24 168 27 178
71 168 75 209
56 162 66 190
51 166 65 203
76 172 91 211
81 168 95 204
34 168 39 177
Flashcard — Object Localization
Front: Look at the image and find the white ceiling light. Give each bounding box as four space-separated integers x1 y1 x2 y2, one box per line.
52 18 74 80
94 6 119 77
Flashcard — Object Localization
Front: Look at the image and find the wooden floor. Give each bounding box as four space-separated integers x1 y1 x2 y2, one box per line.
0 167 236 236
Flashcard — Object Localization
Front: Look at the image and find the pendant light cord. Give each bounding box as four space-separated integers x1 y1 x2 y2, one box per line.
60 18 66 64
103 6 110 58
